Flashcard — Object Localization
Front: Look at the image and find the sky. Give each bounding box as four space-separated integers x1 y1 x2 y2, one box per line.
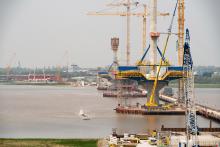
0 0 219 68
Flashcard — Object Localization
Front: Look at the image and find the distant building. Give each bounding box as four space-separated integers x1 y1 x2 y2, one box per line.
71 64 81 72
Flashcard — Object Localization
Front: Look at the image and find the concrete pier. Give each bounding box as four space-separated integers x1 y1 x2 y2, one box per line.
141 81 168 105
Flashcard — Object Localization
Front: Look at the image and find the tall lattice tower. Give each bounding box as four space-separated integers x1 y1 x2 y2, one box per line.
183 29 198 147
178 0 185 102
178 0 184 65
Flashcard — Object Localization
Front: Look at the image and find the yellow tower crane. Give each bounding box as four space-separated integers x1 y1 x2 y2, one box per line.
178 0 185 65
178 0 185 102
56 51 69 82
88 0 139 66
87 3 169 66
106 0 139 66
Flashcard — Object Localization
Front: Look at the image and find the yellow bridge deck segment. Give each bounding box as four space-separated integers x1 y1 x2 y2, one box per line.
116 70 184 81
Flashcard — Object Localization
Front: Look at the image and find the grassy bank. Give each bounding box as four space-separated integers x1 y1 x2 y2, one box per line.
194 83 220 88
0 139 98 147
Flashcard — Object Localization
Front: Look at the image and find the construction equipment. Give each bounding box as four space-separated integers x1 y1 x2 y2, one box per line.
56 51 69 82
178 0 185 104
157 131 171 147
107 0 139 66
183 29 198 147
137 44 170 66
87 1 169 66
178 0 185 66
145 0 178 107
5 53 16 80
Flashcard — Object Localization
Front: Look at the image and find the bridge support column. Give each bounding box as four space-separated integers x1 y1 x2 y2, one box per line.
141 81 168 105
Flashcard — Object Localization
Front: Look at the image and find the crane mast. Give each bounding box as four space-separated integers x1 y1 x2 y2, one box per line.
126 0 131 65
183 29 198 147
88 1 168 67
178 0 185 65
56 51 69 82
106 0 139 66
178 0 185 102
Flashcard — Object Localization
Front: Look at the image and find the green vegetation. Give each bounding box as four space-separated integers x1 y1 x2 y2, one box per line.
194 75 220 84
0 139 98 147
194 83 220 88
169 83 220 88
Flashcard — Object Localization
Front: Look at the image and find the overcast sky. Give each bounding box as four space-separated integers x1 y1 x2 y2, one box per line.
0 0 219 68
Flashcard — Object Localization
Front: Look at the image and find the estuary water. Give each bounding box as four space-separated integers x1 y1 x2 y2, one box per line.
0 85 219 138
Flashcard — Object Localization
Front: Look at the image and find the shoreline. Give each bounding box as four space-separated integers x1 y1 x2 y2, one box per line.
169 83 220 88
1 82 220 88
0 138 98 147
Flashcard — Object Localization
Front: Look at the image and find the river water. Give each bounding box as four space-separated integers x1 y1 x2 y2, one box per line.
0 85 219 138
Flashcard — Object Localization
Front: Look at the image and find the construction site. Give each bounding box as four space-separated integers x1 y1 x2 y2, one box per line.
0 0 219 147
89 0 220 146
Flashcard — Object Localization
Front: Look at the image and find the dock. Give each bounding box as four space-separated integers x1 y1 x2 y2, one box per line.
160 94 220 122
103 92 147 98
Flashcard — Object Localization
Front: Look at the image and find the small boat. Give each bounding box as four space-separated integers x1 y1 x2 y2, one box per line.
79 109 90 120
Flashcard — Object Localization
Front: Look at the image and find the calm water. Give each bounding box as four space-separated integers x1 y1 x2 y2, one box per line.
0 85 219 138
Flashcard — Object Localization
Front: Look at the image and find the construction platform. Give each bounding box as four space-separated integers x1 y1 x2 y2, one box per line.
103 92 147 98
114 66 185 104
115 105 185 115
161 125 220 132
115 66 185 81
115 95 220 122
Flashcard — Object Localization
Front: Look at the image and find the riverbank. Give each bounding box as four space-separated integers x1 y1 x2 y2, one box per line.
0 139 98 147
0 81 69 86
1 82 220 88
194 83 220 88
4 83 220 89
